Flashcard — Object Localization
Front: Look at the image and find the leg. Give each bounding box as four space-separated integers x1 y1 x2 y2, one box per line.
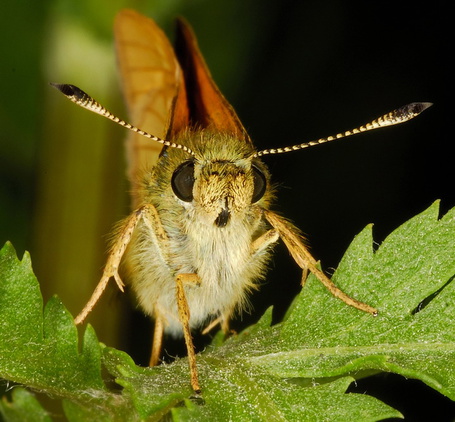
75 203 168 324
251 228 279 255
201 317 223 335
264 210 378 316
300 267 309 287
149 313 164 366
201 315 231 335
175 273 201 393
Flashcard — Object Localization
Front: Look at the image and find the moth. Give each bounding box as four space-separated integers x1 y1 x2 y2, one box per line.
52 9 431 393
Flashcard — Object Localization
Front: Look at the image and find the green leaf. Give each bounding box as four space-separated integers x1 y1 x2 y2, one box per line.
261 201 455 400
1 202 454 421
0 388 52 422
0 242 124 420
102 345 401 421
0 243 104 393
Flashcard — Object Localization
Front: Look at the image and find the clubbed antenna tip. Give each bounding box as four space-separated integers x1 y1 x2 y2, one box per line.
255 101 433 157
405 102 433 115
50 83 82 98
50 83 196 156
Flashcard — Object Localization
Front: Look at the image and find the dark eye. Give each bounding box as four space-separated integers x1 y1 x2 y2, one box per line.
252 164 267 203
171 161 195 202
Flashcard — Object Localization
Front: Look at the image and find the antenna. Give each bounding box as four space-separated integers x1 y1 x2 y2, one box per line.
50 83 196 156
52 83 431 161
254 102 432 157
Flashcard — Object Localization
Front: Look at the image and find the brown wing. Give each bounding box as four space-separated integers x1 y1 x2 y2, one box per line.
169 18 251 144
115 9 183 205
115 10 251 207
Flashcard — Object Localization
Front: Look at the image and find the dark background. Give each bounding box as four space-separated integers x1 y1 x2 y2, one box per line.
1 0 453 420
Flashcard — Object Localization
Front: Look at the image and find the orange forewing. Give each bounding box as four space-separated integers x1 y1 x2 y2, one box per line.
169 18 250 143
114 9 181 204
115 10 251 207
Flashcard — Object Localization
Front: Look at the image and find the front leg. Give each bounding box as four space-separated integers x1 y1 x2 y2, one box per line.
75 204 169 324
175 273 202 393
251 227 279 256
265 210 378 316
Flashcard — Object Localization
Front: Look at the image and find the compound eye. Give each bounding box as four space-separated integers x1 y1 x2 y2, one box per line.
171 161 195 202
252 164 267 203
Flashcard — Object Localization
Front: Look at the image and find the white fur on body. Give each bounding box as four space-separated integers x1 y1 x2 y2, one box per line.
123 130 277 336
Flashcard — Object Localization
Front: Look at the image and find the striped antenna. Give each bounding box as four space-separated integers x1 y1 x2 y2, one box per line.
50 83 196 157
255 102 432 157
